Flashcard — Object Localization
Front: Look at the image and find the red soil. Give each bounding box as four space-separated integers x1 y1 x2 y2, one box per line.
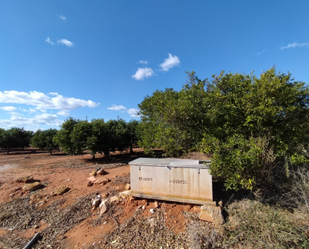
0 148 204 248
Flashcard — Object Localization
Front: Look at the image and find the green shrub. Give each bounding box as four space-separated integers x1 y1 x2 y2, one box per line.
200 134 276 190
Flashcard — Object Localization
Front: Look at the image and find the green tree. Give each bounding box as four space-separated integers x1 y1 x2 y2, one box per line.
31 129 58 154
105 119 129 153
138 72 209 156
54 117 80 155
16 128 33 150
85 119 109 159
200 68 309 190
0 127 32 154
71 120 92 154
138 68 309 190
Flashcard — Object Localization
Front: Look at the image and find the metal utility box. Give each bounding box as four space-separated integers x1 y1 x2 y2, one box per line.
130 158 214 205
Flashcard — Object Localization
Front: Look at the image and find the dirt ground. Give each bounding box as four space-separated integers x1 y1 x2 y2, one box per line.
0 148 211 249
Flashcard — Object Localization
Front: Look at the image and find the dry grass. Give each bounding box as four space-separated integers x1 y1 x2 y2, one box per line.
183 212 223 249
110 174 130 187
101 209 187 249
0 192 98 249
222 200 309 249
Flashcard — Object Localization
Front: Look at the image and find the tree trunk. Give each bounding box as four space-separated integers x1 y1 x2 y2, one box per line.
130 144 133 154
6 146 9 155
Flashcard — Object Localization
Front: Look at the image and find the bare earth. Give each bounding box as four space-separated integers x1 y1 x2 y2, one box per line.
0 149 207 249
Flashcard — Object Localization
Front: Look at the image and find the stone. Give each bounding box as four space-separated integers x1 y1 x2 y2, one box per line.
87 181 93 187
110 196 119 204
89 171 97 177
87 176 97 183
99 199 108 216
94 177 110 185
16 176 34 183
199 205 224 225
92 195 101 211
193 206 201 212
97 169 108 175
51 186 70 196
153 201 160 208
125 184 131 190
119 190 131 198
23 182 43 191
101 192 109 198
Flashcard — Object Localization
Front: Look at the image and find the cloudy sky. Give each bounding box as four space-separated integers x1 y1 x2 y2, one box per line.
1 1 309 130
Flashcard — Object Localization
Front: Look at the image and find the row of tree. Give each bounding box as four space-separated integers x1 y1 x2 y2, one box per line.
0 119 140 158
52 118 139 158
0 128 33 154
138 68 309 190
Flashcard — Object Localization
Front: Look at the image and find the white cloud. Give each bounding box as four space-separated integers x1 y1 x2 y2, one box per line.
59 15 66 21
0 113 63 131
138 60 148 65
45 37 54 45
107 104 127 111
257 49 267 56
281 42 309 50
57 110 70 116
9 112 23 117
0 91 99 110
132 67 154 80
160 53 180 71
0 106 17 111
57 39 74 47
127 108 140 117
107 104 140 118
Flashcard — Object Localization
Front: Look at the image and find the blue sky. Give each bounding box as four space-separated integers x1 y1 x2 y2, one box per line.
1 0 309 130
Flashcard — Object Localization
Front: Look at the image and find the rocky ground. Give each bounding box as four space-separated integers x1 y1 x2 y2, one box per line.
0 148 217 249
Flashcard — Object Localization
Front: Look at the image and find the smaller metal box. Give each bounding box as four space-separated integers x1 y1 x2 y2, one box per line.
130 158 214 205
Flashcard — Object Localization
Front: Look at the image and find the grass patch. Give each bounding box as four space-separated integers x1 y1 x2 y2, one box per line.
223 200 309 249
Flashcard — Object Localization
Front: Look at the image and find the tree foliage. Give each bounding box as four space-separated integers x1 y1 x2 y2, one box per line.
53 117 140 158
54 117 80 155
0 127 33 154
31 129 59 154
138 68 309 190
138 72 208 156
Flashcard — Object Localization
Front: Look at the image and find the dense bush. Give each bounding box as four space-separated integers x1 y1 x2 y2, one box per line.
139 68 309 190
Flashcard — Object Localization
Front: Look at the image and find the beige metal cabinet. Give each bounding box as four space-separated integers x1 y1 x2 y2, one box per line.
130 158 214 205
